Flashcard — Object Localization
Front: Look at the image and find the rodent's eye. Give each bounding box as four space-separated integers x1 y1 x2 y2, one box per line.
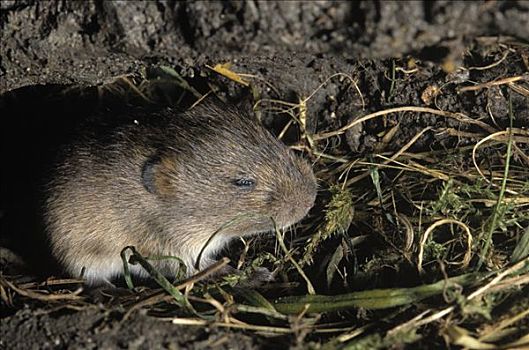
233 178 256 190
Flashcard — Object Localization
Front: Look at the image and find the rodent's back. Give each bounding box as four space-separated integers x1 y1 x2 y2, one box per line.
45 100 317 284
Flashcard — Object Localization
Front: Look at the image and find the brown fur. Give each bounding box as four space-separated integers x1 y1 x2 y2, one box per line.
44 99 317 284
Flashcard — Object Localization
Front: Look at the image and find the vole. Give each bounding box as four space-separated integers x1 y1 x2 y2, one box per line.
44 99 317 285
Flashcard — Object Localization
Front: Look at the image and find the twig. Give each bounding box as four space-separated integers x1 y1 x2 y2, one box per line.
0 276 83 302
458 75 525 92
314 106 496 141
417 219 473 273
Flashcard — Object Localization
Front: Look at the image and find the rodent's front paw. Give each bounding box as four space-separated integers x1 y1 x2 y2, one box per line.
235 266 274 288
251 267 274 283
201 259 274 287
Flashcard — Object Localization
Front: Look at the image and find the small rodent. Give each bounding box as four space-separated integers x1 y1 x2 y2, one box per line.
44 99 317 285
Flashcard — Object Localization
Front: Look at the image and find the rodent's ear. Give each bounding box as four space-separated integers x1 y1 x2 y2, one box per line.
141 155 159 194
141 153 176 196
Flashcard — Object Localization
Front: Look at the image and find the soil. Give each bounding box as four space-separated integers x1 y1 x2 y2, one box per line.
1 1 528 349
1 305 264 350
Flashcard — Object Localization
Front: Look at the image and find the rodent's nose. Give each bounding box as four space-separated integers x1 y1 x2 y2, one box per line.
276 185 316 229
278 201 314 229
273 156 317 228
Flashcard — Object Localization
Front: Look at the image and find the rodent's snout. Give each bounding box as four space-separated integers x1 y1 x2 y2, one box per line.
273 156 317 229
283 189 316 226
